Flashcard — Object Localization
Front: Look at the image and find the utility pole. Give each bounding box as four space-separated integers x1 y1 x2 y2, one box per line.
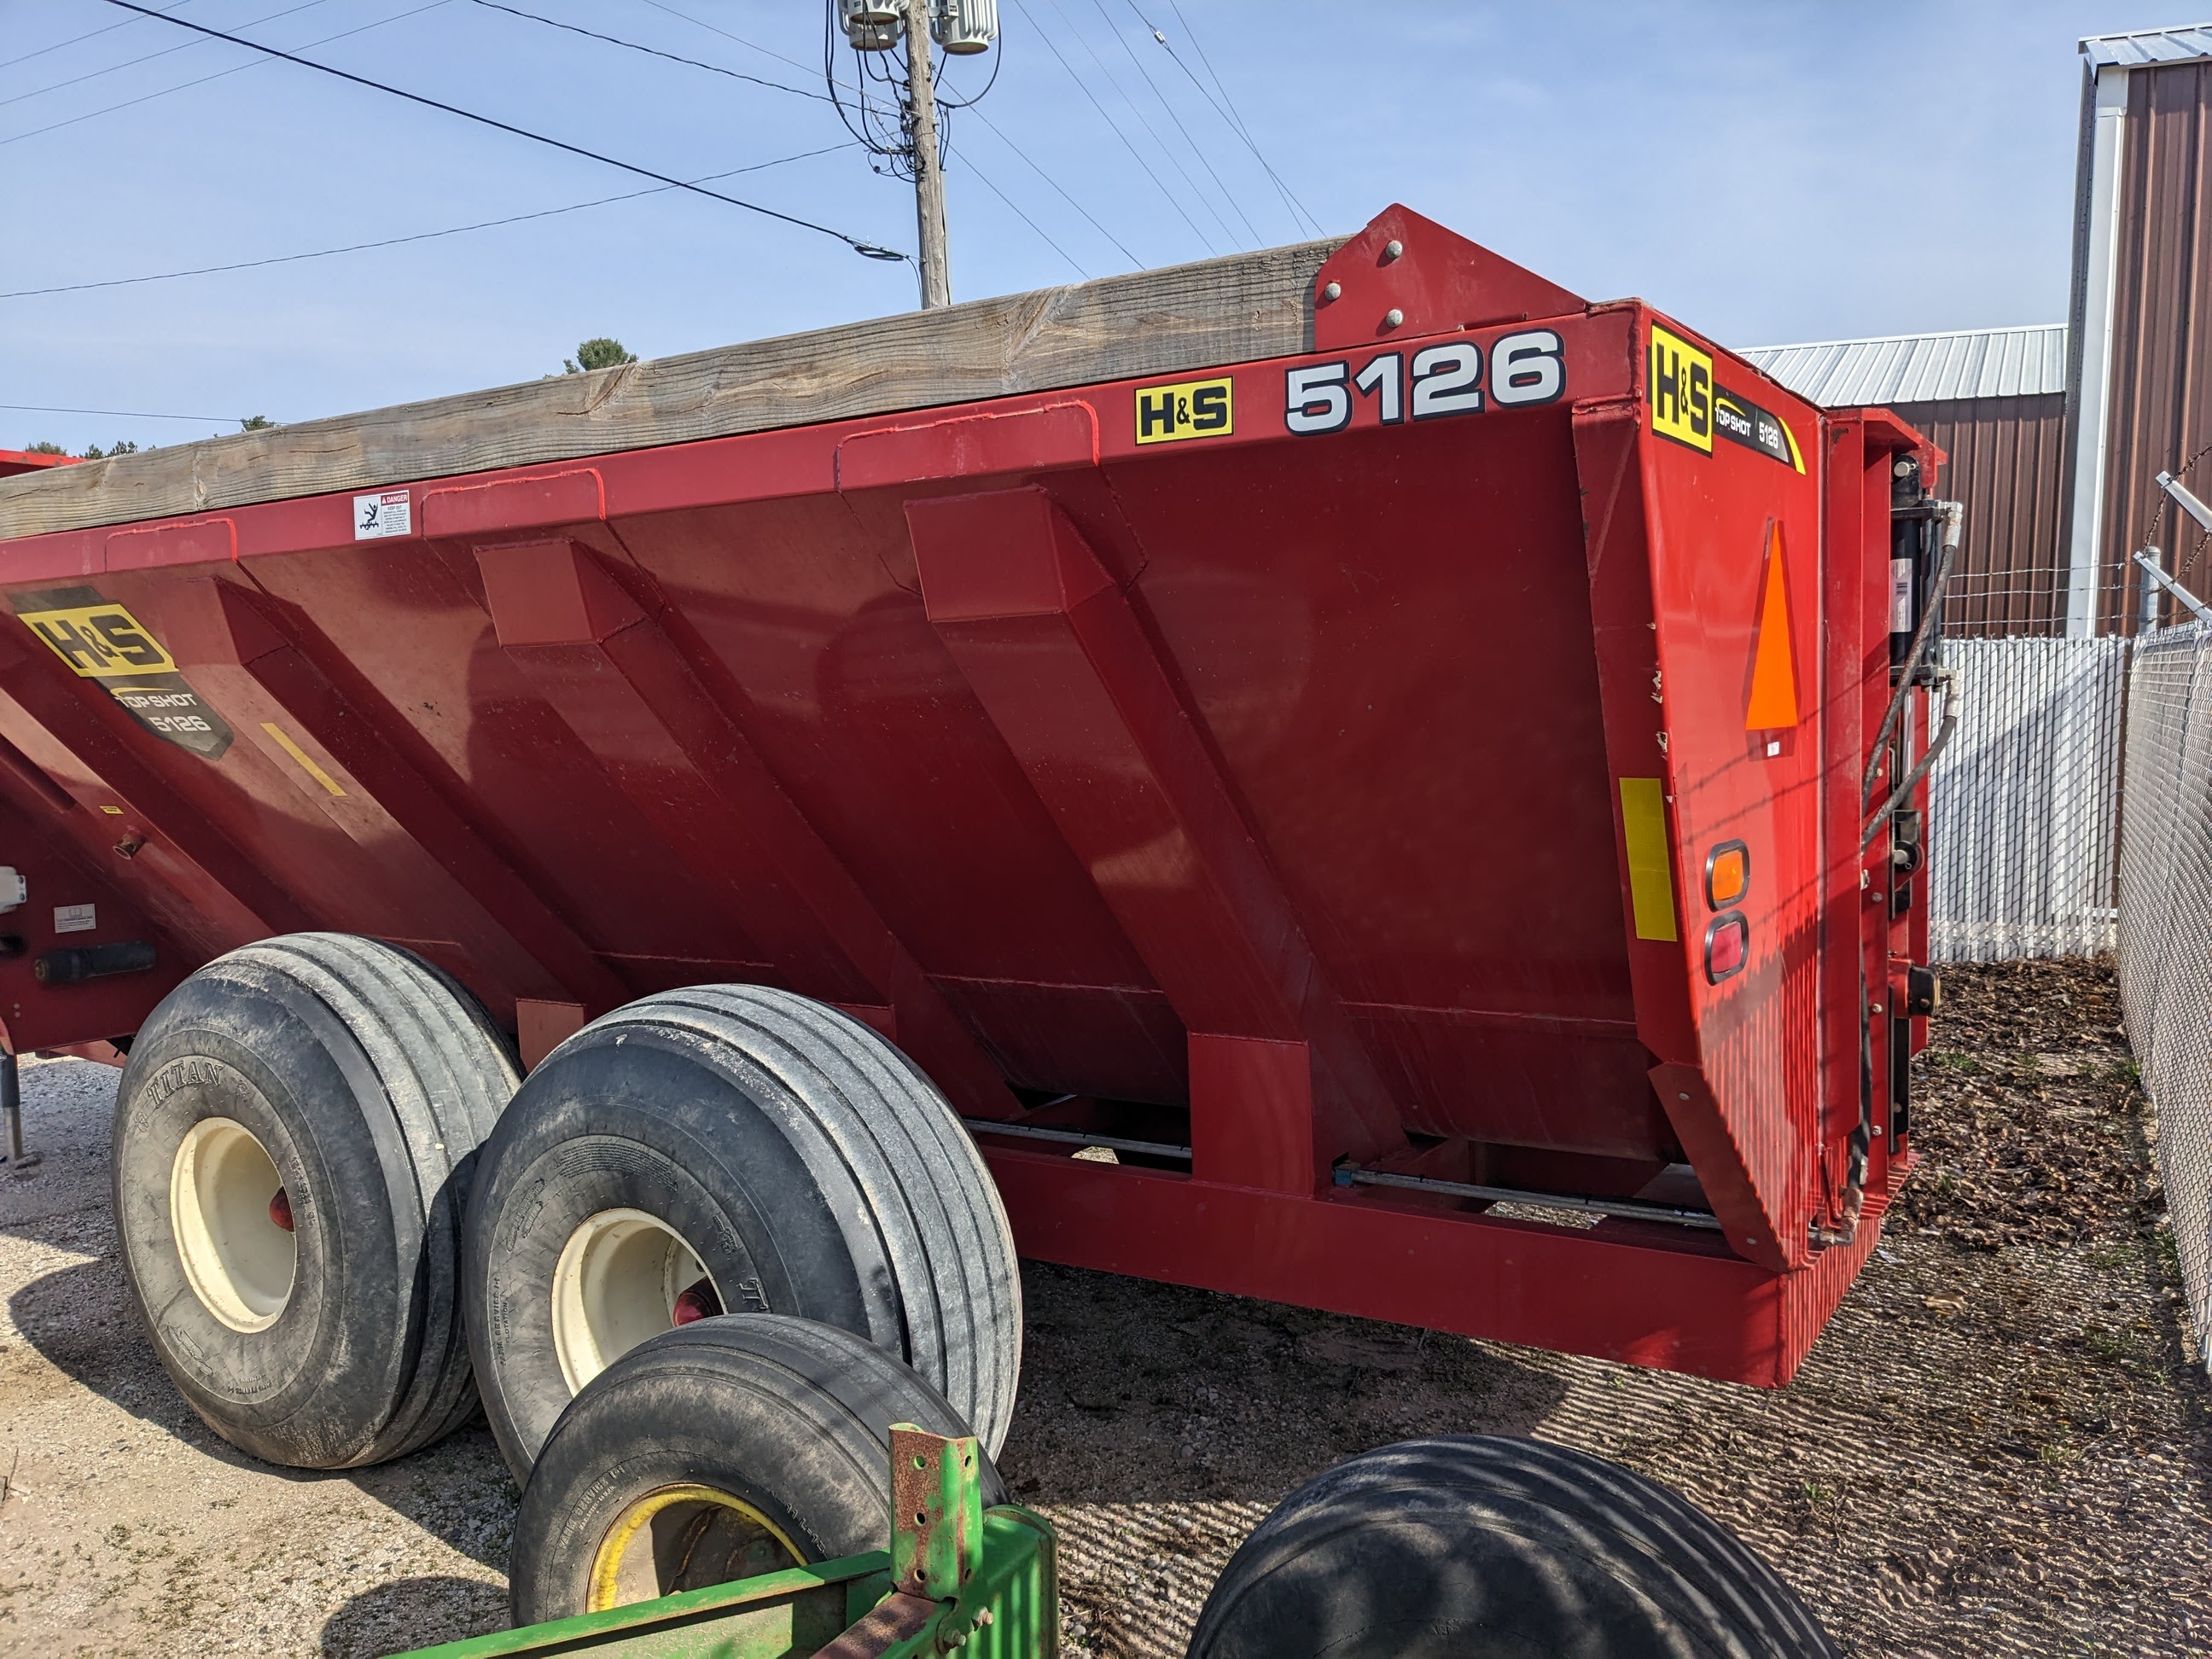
903 0 952 308
830 0 993 306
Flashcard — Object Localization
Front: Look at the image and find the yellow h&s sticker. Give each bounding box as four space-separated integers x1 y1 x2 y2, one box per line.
10 585 233 760
1134 376 1233 445
18 601 178 679
1649 323 1713 454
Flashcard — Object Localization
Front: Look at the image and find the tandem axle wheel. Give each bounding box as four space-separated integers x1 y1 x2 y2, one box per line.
102 944 1837 1656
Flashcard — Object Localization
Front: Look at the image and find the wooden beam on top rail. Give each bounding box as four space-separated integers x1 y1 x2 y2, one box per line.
0 238 1342 543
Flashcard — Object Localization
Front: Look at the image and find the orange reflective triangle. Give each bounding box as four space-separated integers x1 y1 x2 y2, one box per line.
1745 522 1800 730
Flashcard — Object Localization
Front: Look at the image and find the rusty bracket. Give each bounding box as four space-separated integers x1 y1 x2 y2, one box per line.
890 1424 984 1604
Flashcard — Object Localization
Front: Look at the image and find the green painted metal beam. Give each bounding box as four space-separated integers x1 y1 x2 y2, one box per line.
393 1555 894 1658
391 1420 1058 1659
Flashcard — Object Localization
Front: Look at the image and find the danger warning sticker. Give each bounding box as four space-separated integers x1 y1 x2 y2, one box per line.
353 489 413 540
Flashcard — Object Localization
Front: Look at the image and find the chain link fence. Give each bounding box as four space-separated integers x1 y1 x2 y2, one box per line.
2116 620 2212 1369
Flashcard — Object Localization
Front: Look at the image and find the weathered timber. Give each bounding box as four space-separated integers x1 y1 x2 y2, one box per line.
0 237 1342 540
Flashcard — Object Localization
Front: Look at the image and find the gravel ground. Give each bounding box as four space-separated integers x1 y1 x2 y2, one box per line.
0 959 2204 1656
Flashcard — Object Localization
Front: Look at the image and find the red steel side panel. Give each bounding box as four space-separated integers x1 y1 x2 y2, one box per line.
1627 314 1828 1272
0 209 1918 1383
983 1144 1889 1388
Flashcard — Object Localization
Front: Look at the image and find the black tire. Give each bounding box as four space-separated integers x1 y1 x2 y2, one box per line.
112 934 520 1469
464 985 1020 1481
507 1313 1005 1625
1186 1437 1840 1659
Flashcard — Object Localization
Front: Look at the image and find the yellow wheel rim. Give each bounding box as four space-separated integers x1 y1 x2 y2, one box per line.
586 1484 806 1612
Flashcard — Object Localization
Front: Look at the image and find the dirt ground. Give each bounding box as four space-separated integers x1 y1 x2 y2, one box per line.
0 959 2204 1657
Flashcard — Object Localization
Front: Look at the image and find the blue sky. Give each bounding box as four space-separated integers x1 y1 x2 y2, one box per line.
0 1 2187 453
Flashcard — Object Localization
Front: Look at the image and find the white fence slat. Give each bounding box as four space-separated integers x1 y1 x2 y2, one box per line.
1928 637 2129 963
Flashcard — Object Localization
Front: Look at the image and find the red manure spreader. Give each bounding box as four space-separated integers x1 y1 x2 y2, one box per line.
0 207 1943 1657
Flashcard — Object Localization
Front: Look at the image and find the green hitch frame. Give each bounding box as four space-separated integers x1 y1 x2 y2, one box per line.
395 1426 1057 1659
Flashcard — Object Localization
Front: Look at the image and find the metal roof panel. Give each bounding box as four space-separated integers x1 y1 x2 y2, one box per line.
1737 324 2068 407
2081 24 2212 69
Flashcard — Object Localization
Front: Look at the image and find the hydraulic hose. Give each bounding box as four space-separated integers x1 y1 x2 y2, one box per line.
1821 499 1965 1245
1861 500 1963 811
1860 666 1959 856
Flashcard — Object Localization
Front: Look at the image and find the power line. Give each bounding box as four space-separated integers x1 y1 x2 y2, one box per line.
637 3 963 171
606 0 894 125
2 404 236 423
96 0 907 262
596 0 1047 303
0 0 335 114
1155 0 1320 236
933 33 1003 111
1005 0 1208 256
628 0 936 123
630 0 824 84
483 0 1040 304
466 0 835 108
1086 0 1259 245
967 105 1138 266
1 144 855 300
0 0 191 74
625 0 911 122
3 0 457 150
946 140 1087 278
1040 0 1226 249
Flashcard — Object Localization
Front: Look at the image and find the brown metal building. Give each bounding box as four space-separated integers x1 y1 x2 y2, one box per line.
2067 24 2212 633
1743 25 2212 641
1741 327 2070 637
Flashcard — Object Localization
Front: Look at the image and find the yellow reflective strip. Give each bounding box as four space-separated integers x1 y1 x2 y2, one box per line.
259 723 346 797
1620 777 1678 942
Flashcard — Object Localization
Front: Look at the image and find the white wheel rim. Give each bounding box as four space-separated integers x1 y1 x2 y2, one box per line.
170 1117 296 1333
550 1208 719 1395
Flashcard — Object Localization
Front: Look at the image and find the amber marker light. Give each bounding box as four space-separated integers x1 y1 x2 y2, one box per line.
1706 840 1749 910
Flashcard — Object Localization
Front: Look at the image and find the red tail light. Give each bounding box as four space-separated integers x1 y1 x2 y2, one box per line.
1705 913 1748 982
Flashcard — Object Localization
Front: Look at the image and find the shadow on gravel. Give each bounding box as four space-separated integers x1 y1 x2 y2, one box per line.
8 1256 519 1570
319 1574 509 1658
2 1051 525 1575
1001 1261 1571 1507
9 1256 213 1443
